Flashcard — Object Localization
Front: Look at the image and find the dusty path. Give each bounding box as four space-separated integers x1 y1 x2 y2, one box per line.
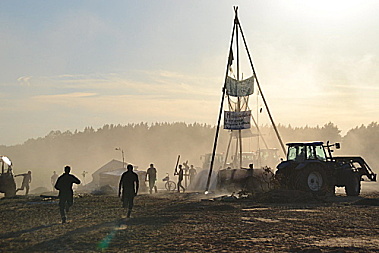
0 192 379 252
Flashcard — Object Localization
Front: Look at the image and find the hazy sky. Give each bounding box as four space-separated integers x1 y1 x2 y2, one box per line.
1 0 378 145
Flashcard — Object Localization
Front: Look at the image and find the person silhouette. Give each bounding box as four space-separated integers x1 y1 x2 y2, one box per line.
119 164 139 218
174 165 185 193
54 166 81 224
15 171 32 195
189 165 197 185
146 164 157 194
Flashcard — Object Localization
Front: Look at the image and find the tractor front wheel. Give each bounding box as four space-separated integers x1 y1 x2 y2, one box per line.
345 173 361 196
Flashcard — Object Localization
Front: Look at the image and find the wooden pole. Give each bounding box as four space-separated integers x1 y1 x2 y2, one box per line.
174 155 180 175
236 21 287 156
235 8 243 169
205 8 237 192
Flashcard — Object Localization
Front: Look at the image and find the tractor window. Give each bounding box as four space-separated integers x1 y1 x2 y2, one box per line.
315 146 326 161
287 146 297 161
306 146 316 160
287 146 305 162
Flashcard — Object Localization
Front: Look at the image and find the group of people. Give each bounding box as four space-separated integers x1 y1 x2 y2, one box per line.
175 162 197 193
13 167 83 224
13 170 61 196
50 164 140 223
119 162 198 219
147 162 197 194
15 161 198 224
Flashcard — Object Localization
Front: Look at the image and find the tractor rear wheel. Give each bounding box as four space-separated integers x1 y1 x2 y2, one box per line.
297 166 327 195
345 173 361 196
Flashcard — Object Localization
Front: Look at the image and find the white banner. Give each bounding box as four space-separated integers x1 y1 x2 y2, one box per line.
225 76 254 97
224 111 251 130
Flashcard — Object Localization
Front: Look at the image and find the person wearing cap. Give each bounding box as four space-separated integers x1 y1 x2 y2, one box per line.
55 166 81 224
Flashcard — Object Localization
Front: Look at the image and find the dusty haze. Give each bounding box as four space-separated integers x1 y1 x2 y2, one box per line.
1 122 378 193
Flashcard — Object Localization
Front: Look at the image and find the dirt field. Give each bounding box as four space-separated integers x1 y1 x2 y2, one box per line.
1 190 379 253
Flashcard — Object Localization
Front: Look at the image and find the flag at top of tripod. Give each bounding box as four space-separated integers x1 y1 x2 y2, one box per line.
228 48 234 66
225 75 254 97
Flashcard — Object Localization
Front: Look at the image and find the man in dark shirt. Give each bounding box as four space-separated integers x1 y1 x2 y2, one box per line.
146 163 157 194
55 166 81 224
119 164 139 218
175 164 185 193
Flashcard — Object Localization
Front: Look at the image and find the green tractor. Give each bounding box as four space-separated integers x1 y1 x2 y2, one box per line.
0 156 16 197
275 141 377 196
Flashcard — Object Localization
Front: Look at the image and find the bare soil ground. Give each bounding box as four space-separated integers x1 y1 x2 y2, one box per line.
1 190 379 253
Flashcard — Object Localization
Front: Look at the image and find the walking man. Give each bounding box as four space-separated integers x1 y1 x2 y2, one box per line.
54 166 81 224
15 171 32 195
146 163 157 194
175 164 185 193
119 164 139 218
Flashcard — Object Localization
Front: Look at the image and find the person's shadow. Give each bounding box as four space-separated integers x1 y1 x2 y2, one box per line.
0 223 59 239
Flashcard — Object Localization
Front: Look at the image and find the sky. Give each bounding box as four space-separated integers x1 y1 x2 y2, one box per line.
0 0 378 145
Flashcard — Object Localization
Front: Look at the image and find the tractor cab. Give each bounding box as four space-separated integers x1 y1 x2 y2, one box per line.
286 141 340 163
287 142 328 162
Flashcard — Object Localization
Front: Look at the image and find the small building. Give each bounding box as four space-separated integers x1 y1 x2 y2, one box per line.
86 159 147 193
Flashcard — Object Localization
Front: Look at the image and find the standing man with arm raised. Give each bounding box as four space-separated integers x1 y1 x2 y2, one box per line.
174 165 185 193
119 164 139 218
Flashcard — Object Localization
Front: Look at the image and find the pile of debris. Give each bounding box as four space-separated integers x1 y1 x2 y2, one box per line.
201 189 321 204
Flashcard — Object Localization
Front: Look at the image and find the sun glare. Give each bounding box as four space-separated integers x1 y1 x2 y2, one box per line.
286 0 365 20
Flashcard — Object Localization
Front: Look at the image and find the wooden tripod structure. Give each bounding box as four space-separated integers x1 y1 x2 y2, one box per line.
205 7 286 192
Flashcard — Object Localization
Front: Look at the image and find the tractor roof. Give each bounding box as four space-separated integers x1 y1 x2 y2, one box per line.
286 141 324 147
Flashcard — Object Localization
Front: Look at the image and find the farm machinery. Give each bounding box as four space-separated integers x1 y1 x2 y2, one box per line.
203 10 376 196
0 156 16 197
275 141 377 196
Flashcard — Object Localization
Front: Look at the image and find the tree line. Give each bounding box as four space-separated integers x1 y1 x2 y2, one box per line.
1 121 378 189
